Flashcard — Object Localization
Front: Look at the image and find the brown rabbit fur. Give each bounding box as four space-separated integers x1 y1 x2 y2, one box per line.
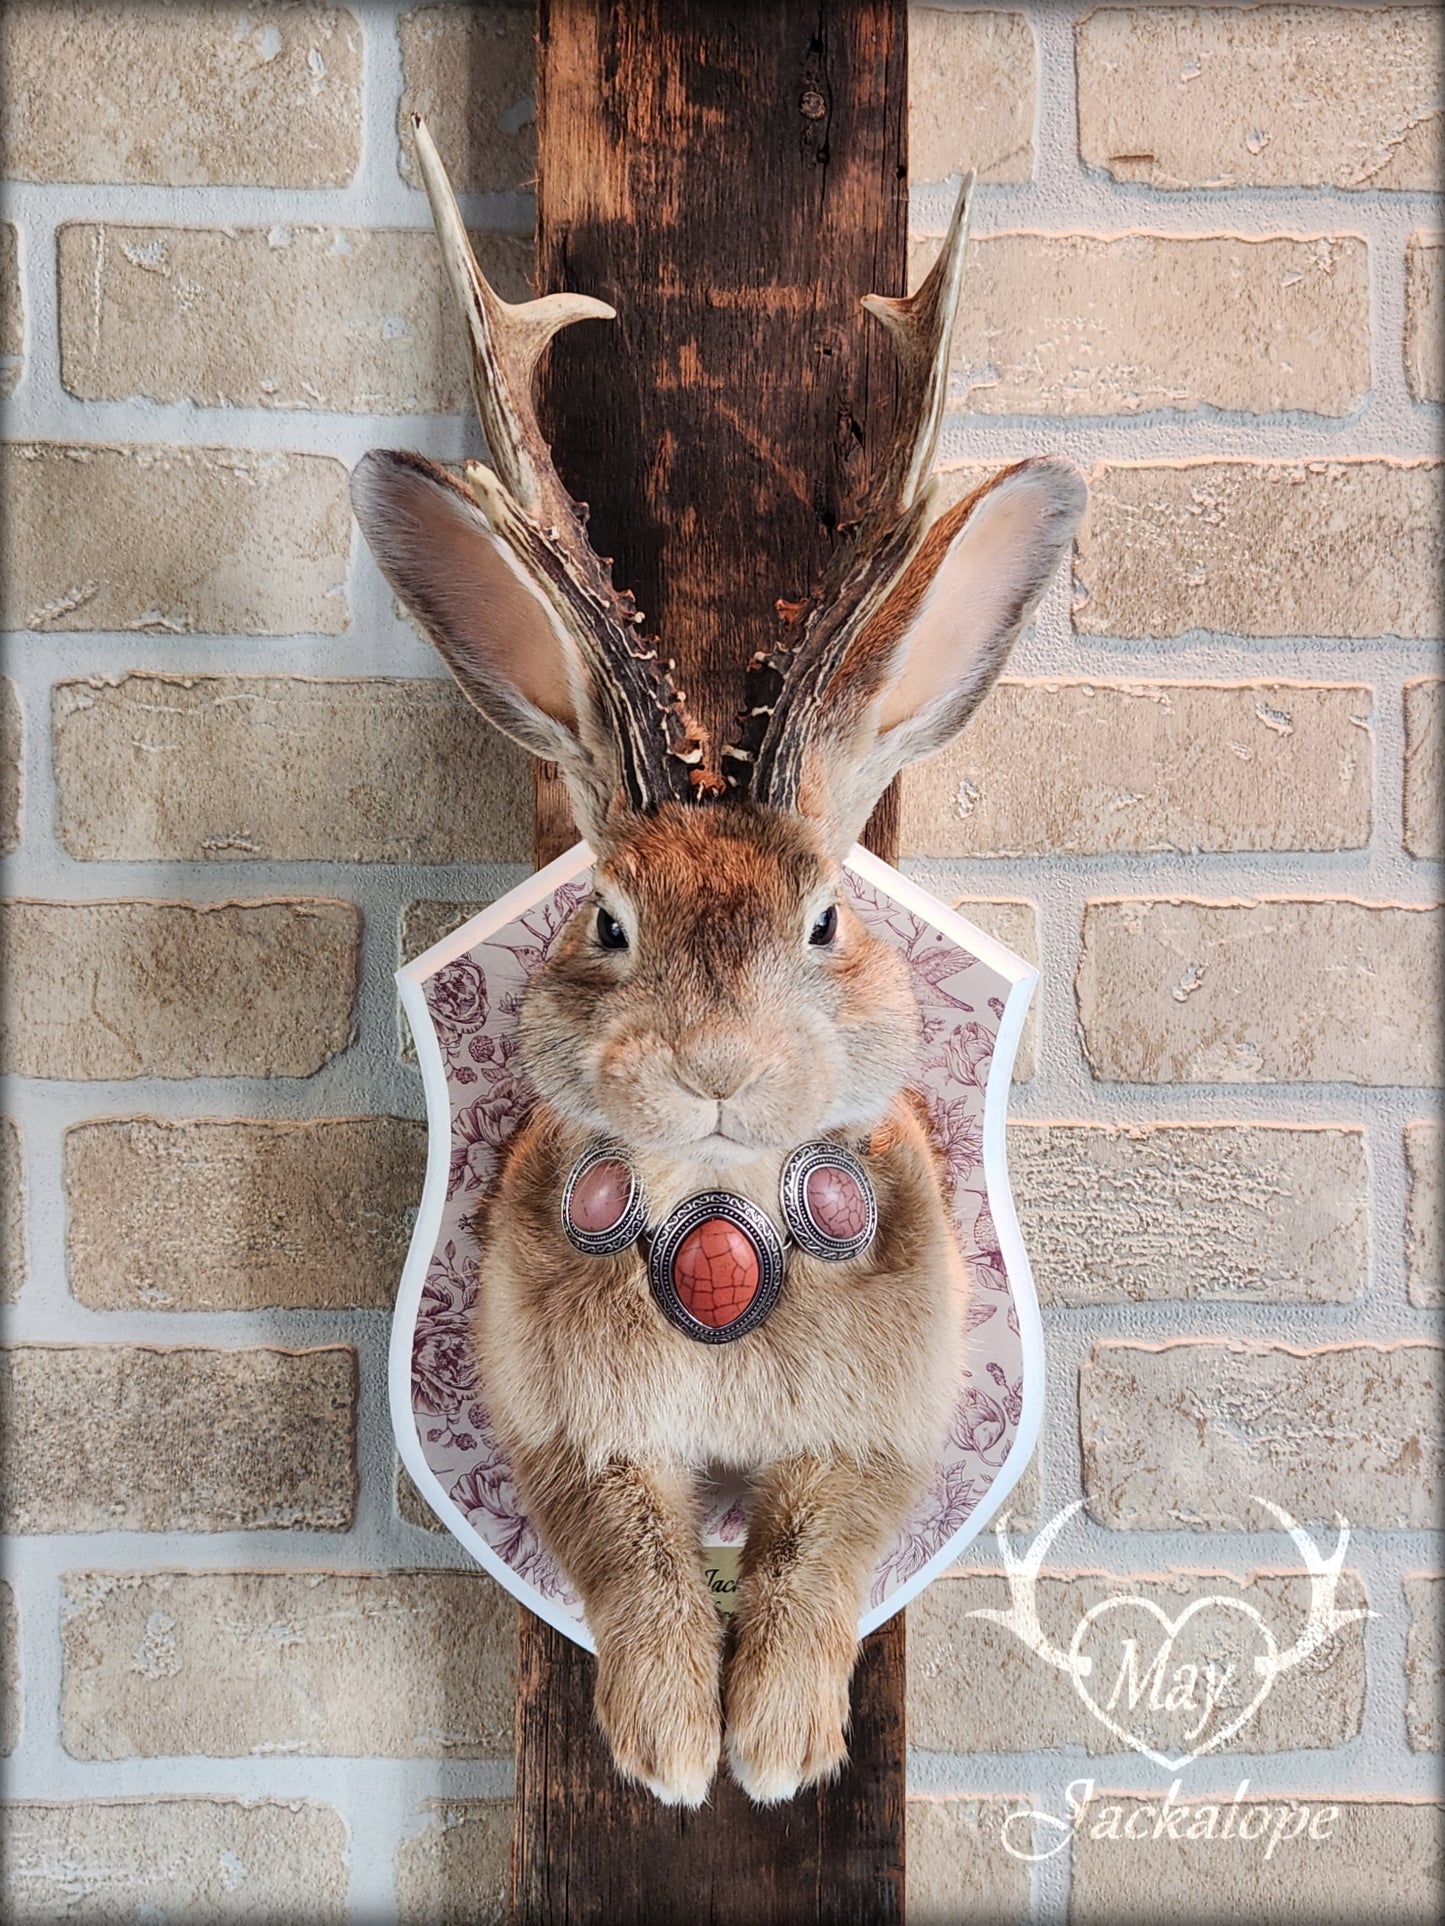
482 802 960 1803
353 443 1087 1806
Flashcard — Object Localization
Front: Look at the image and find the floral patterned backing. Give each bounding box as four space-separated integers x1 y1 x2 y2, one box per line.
406 859 1029 1633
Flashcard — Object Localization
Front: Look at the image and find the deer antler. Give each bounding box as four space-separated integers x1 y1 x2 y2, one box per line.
411 116 705 810
857 175 974 533
733 177 975 801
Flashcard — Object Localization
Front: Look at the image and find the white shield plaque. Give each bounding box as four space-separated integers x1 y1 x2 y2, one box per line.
391 841 1042 1648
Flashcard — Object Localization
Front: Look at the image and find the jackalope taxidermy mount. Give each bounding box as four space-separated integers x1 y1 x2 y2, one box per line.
353 118 1084 1806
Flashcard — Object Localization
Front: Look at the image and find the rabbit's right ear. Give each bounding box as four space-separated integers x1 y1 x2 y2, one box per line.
351 449 620 841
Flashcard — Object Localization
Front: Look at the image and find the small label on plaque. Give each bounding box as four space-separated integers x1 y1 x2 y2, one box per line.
702 1544 742 1614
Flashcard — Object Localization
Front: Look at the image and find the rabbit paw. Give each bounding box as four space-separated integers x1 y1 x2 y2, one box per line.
594 1616 723 1807
723 1618 853 1804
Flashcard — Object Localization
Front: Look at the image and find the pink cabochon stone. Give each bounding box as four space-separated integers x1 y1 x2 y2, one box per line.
569 1159 633 1234
805 1162 867 1241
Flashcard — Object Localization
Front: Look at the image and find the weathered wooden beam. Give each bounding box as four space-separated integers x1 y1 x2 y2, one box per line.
514 1611 905 1924
521 1 909 1916
535 0 907 787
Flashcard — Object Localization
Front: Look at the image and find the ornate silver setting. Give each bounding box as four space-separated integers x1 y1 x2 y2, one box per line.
559 1140 650 1257
779 1140 878 1261
647 1191 786 1346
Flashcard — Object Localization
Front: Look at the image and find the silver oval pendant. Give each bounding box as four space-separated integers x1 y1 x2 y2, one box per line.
779 1141 878 1261
647 1192 786 1345
560 1141 649 1256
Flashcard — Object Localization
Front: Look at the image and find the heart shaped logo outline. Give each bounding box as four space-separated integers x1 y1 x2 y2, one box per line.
1067 1593 1279 1771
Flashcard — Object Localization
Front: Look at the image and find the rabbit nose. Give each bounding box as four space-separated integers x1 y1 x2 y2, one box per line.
674 1044 759 1104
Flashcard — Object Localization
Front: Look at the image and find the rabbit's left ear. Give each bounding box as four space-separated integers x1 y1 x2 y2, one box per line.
794 457 1086 853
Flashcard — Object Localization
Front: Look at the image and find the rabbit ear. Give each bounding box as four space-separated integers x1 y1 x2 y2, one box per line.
790 457 1087 853
352 449 622 842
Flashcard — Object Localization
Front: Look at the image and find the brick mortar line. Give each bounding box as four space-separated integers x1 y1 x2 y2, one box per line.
911 175 1445 226
5 631 1438 690
5 401 1440 462
0 180 538 246
5 402 1439 470
6 849 1436 895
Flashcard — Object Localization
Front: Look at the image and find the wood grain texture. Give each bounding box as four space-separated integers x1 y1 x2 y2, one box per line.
532 0 906 842
523 1 907 1916
515 1612 906 1925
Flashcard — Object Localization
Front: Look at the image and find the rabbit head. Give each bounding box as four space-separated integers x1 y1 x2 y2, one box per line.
353 449 1083 1163
516 802 916 1165
351 122 1085 1164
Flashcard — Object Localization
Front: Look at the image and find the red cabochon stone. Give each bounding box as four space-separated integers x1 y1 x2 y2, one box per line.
672 1217 760 1328
568 1159 632 1234
805 1163 867 1240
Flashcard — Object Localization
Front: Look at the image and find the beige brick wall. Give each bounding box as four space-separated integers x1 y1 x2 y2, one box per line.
1079 1340 1442 1531
907 1796 1036 1922
64 1117 426 1311
1 442 353 635
1073 458 1442 639
1404 677 1443 858
1 1345 357 1532
1069 1796 1442 1925
908 8 1036 182
396 3 538 194
395 1798 514 1925
0 223 19 398
0 674 20 855
900 680 1374 856
1076 898 1442 1085
1 898 360 1078
1075 5 1442 190
58 224 533 413
1 1799 351 1921
1405 231 1444 403
1406 1122 1444 1310
921 230 1372 416
1404 1573 1443 1751
1 4 1439 1920
52 674 531 862
60 1570 513 1760
1010 1123 1369 1305
0 1116 22 1303
0 6 364 186
1 1579 18 1757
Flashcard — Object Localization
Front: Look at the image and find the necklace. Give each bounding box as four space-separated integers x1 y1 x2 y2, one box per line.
558 1137 879 1345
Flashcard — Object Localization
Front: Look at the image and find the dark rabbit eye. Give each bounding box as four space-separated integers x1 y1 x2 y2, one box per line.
809 903 838 947
596 908 628 951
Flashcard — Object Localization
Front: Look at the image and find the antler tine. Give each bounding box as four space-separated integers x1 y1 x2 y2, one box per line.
858 170 974 530
410 115 705 810
730 177 974 801
412 114 613 531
